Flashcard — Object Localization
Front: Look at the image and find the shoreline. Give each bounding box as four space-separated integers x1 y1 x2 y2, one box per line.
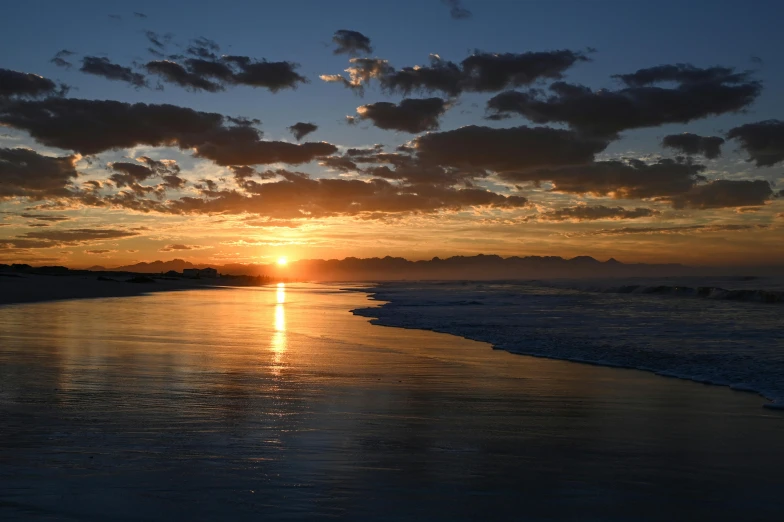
0 273 239 307
350 285 784 410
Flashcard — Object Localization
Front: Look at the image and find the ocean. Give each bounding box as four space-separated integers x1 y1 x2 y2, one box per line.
1 283 783 521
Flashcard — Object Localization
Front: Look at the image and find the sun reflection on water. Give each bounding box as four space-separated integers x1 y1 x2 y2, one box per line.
271 283 286 373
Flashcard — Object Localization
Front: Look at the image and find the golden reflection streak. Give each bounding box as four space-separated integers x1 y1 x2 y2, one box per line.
271 283 286 374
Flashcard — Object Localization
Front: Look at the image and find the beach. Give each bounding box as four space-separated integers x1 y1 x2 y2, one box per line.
1 284 783 521
0 272 232 306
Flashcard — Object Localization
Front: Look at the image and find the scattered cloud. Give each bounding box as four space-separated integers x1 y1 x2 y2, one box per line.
662 133 725 159
533 205 659 222
727 120 784 167
0 148 79 200
332 30 373 55
487 65 760 138
80 57 147 88
0 68 68 99
355 98 448 133
288 122 318 141
441 0 472 20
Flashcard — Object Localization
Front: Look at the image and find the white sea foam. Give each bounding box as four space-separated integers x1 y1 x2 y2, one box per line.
350 281 784 409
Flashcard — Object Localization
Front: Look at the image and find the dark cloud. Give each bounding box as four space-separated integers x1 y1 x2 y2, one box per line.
441 0 472 19
186 37 220 59
461 50 588 92
288 122 318 141
586 224 767 236
0 69 68 99
161 174 186 189
502 158 705 199
0 148 78 199
133 12 147 18
50 50 76 69
534 205 659 222
0 98 337 167
380 54 464 97
332 30 373 55
19 228 139 243
662 133 725 159
355 98 447 133
19 213 71 222
145 60 224 92
80 57 147 88
671 179 773 209
319 156 358 172
85 249 115 254
0 98 223 154
414 125 608 173
108 156 180 188
224 56 307 91
613 64 749 87
321 50 587 97
727 120 784 167
145 55 306 92
194 139 338 166
487 65 761 138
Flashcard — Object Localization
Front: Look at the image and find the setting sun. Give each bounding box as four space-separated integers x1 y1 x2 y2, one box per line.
277 256 288 266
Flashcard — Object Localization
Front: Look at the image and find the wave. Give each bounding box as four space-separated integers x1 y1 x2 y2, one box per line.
349 282 784 409
578 284 784 303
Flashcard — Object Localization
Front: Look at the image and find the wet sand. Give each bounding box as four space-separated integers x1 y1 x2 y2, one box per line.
1 284 783 521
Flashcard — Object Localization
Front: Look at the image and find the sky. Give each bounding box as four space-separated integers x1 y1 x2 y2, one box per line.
1 0 783 268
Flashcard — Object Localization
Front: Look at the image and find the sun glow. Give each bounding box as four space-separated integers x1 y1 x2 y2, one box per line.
277 256 288 266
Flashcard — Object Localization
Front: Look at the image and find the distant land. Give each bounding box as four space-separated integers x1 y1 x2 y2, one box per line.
66 255 782 281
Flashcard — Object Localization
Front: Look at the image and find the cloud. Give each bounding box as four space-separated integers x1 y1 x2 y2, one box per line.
414 125 608 172
145 55 307 93
0 148 79 199
186 37 220 59
585 224 767 236
501 158 705 199
288 122 318 141
332 30 373 55
379 54 464 97
224 56 307 91
19 213 71 222
0 98 337 166
727 120 784 167
133 12 147 18
50 50 75 69
18 228 139 244
321 50 587 96
80 57 147 88
355 98 448 133
145 31 165 49
534 205 659 222
441 0 472 19
81 172 527 219
159 244 206 252
670 179 774 209
487 64 761 137
194 138 337 166
85 249 116 254
145 60 224 92
662 133 725 159
108 156 181 188
0 68 68 99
